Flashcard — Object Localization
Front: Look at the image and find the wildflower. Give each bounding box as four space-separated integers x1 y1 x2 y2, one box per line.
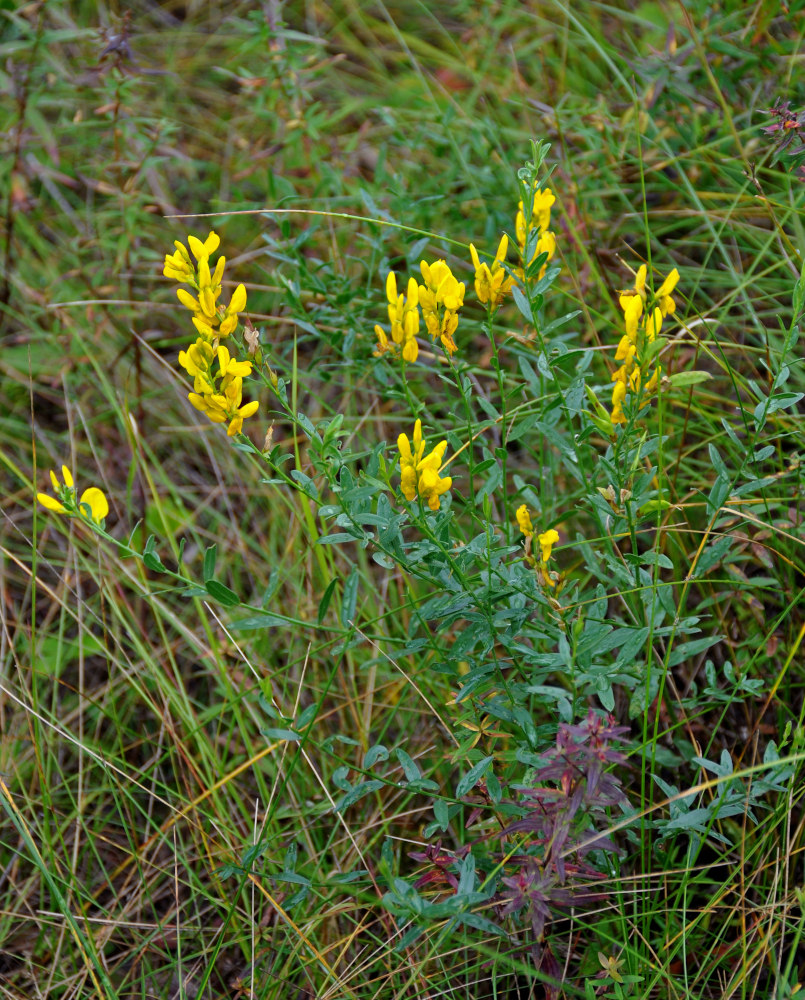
377 271 420 362
216 344 252 379
189 375 259 437
515 186 555 244
656 268 679 316
515 185 557 280
397 419 426 501
537 529 559 564
469 235 514 310
608 264 677 425
163 241 195 283
516 504 534 538
397 420 452 511
418 260 464 355
178 338 215 392
165 231 246 341
219 283 247 338
37 466 109 525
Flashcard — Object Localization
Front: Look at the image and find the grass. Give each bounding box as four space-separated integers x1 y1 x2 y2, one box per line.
2 0 805 997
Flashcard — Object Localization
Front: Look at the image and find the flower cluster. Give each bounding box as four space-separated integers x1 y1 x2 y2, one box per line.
516 504 560 587
374 260 465 361
610 264 678 425
164 231 259 437
398 419 452 511
418 259 465 355
374 272 420 362
37 466 109 525
469 235 514 311
515 184 557 280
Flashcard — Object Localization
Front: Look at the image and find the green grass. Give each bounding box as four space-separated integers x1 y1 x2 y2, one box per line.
2 1 805 997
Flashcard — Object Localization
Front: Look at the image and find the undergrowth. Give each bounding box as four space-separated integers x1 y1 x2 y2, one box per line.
2 2 805 998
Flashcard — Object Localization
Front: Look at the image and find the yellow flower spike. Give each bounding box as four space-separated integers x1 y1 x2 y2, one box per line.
418 259 464 353
516 504 534 538
537 529 559 564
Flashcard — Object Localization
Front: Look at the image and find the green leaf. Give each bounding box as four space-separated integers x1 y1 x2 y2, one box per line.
204 580 240 606
341 567 359 628
262 728 301 741
318 578 338 624
667 371 712 388
203 544 217 582
229 613 288 630
455 756 493 798
395 748 421 782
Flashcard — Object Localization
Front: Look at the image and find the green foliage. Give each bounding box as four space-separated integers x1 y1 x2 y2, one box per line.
4 0 805 997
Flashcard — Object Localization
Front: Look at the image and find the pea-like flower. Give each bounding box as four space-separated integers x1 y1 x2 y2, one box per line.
37 466 109 525
374 271 419 362
418 259 465 355
609 264 677 425
189 375 259 437
516 503 534 538
537 529 559 564
397 419 452 511
470 235 514 310
515 185 557 281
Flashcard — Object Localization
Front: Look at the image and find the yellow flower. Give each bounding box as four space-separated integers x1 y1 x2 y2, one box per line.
656 268 679 316
621 295 643 340
163 241 195 283
418 465 453 511
37 466 109 524
418 260 464 355
379 271 420 362
470 235 514 309
189 375 258 436
217 344 252 379
515 186 555 245
219 283 247 337
537 528 559 564
397 419 426 501
397 420 452 510
516 504 534 538
178 338 215 392
645 306 663 342
187 231 221 262
611 378 627 425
